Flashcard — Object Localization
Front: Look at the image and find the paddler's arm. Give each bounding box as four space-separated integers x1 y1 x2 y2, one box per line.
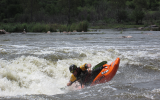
67 80 78 86
86 64 92 74
67 74 77 86
67 81 72 86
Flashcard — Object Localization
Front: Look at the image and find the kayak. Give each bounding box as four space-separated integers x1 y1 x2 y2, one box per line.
79 57 120 88
90 57 120 86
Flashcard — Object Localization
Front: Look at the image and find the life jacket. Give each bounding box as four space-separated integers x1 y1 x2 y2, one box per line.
76 67 92 86
76 67 88 81
69 63 92 86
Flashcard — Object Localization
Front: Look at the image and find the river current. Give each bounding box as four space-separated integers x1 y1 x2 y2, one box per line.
0 29 160 100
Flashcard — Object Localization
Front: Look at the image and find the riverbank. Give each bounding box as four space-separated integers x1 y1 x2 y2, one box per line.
0 21 88 33
1 22 160 33
89 23 160 31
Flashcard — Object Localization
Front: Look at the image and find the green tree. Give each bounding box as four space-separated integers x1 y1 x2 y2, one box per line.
7 4 23 18
148 0 159 10
108 0 127 23
21 0 39 22
0 0 7 21
133 0 147 9
0 0 23 22
116 10 128 23
131 7 144 24
57 0 81 24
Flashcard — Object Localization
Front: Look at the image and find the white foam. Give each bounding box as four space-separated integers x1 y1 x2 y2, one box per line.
0 56 69 96
10 45 29 48
0 46 121 96
0 42 159 96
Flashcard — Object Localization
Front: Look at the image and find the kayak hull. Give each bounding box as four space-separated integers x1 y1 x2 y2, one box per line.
90 57 120 86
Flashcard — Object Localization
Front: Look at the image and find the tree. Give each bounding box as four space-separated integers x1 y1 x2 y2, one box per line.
96 0 108 21
131 7 144 24
107 0 127 23
57 0 81 24
116 10 128 23
21 0 39 22
0 0 7 21
7 4 22 18
133 0 147 9
148 0 159 10
0 0 23 22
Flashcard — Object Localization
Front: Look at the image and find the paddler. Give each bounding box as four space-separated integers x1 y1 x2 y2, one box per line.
67 63 104 87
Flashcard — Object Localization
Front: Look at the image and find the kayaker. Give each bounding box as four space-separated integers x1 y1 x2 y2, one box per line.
67 63 104 87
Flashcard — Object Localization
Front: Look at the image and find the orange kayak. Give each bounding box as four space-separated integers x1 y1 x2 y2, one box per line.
74 58 120 89
90 57 120 86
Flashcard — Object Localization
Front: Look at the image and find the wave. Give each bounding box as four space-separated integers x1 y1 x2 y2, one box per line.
0 47 121 96
0 56 68 96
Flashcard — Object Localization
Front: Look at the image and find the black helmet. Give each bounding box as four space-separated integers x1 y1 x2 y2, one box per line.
69 64 77 73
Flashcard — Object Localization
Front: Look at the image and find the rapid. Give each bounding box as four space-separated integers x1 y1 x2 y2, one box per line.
0 29 160 100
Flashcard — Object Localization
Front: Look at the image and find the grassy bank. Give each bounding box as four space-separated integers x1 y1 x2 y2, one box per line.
90 23 145 29
1 21 160 32
0 21 88 32
89 23 160 31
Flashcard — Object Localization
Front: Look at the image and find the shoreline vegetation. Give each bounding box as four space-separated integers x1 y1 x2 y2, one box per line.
0 21 159 34
1 0 160 33
0 21 88 33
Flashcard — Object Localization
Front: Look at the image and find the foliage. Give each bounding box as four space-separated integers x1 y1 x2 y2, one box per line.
0 21 88 32
130 7 145 24
76 21 88 32
1 0 160 31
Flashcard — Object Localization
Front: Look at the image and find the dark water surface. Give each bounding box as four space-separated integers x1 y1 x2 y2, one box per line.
0 29 160 100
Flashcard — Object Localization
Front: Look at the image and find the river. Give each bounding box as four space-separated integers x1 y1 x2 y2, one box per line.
0 29 160 100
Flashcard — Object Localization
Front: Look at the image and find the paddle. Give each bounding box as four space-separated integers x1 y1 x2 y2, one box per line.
92 61 107 70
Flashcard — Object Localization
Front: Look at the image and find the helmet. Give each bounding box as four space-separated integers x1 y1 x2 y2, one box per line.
69 64 77 73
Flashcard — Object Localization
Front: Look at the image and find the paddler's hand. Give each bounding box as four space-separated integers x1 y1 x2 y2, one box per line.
88 67 92 74
67 82 72 86
87 64 92 74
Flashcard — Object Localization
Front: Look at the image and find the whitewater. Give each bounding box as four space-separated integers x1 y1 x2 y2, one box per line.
0 29 160 100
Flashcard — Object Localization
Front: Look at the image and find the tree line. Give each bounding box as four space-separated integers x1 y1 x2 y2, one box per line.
0 0 160 26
